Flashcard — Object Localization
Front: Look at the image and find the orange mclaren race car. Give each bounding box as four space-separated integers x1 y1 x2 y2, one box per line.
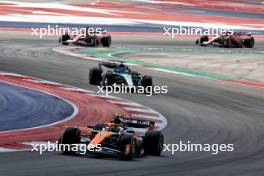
58 114 164 160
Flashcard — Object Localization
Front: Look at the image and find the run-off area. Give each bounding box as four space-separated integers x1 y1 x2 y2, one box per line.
0 82 75 132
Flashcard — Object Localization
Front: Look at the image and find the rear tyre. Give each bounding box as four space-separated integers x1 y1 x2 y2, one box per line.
119 134 136 160
196 35 209 46
144 131 164 156
89 67 103 85
243 37 254 48
225 38 233 48
60 34 71 45
141 76 152 93
59 127 80 155
101 36 111 47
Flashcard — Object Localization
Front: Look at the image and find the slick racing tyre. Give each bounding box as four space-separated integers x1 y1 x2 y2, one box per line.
196 35 209 46
144 131 164 156
119 134 136 160
101 36 111 47
141 76 152 93
60 34 71 45
59 127 81 155
101 71 114 86
89 67 103 85
243 37 254 48
225 37 233 48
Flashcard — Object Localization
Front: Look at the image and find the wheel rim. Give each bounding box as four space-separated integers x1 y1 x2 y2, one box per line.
104 77 108 85
124 140 135 159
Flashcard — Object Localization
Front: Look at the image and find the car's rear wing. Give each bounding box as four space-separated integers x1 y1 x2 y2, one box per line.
233 32 252 36
119 117 154 128
99 61 118 69
99 61 128 69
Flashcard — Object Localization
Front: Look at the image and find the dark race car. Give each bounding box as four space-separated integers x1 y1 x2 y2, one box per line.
58 28 111 47
89 61 153 89
196 32 255 48
58 115 164 160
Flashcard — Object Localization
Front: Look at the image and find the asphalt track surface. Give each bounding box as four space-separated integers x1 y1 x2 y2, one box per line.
0 34 264 176
0 82 74 131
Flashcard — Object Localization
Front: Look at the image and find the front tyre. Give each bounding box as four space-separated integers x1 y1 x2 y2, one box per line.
243 37 254 48
89 67 103 85
144 131 164 156
101 36 111 47
101 71 114 86
119 134 136 160
141 76 152 93
59 127 81 155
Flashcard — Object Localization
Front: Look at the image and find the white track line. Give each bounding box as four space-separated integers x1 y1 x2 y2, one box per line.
107 100 143 107
26 79 63 86
0 72 27 77
62 87 94 93
0 147 18 152
88 93 122 99
122 107 157 113
131 113 162 120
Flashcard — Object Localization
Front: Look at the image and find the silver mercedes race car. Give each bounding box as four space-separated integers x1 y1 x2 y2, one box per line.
89 61 153 89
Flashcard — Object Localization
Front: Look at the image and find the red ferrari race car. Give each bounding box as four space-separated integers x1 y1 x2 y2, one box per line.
196 32 255 48
58 114 164 160
58 28 111 47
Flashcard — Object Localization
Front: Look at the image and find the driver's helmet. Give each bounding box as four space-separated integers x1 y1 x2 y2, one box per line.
115 63 130 74
112 114 123 124
119 63 125 68
223 30 232 36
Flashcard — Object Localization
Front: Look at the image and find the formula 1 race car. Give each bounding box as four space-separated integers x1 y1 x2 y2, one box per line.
196 32 254 48
58 115 164 160
58 29 111 47
89 61 153 88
